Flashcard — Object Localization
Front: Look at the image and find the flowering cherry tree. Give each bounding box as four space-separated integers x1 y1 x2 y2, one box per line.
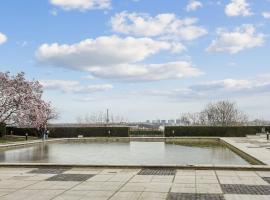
0 71 57 128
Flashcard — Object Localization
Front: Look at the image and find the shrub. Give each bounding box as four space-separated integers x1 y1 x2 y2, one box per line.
6 126 130 138
0 123 6 137
164 126 270 137
129 130 164 137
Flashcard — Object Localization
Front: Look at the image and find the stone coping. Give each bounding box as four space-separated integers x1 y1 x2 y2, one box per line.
1 163 270 171
221 137 270 165
0 137 222 149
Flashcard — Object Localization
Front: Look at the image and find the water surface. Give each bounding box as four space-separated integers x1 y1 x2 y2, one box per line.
0 141 251 165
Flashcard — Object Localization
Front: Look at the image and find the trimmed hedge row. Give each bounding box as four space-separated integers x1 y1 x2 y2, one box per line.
0 124 6 137
165 126 270 137
6 126 130 138
129 130 164 137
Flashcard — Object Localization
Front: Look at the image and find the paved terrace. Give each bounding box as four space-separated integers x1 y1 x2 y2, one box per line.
222 136 270 165
0 167 270 200
0 136 270 199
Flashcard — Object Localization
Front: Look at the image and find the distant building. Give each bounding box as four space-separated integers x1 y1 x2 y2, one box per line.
161 120 166 124
146 120 150 123
168 119 175 125
176 119 181 124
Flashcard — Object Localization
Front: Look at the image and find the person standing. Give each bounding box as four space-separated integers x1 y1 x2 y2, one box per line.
46 130 49 139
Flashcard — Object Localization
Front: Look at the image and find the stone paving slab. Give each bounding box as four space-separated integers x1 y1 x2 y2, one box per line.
167 193 225 200
0 168 269 199
28 168 70 174
46 174 95 182
224 194 270 200
262 177 270 184
221 184 270 195
138 168 176 176
0 189 65 200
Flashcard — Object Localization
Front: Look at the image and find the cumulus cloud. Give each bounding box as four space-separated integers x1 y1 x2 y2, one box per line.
110 12 207 41
0 32 7 45
88 61 203 81
190 79 252 91
40 80 113 93
35 36 201 81
49 0 110 11
186 0 203 12
262 12 270 18
36 35 184 70
225 0 253 17
144 74 270 100
206 24 265 54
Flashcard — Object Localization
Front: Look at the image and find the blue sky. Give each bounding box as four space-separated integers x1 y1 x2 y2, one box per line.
0 0 270 122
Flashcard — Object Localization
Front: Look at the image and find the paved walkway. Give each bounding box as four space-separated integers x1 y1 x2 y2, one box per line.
222 136 270 165
0 167 270 200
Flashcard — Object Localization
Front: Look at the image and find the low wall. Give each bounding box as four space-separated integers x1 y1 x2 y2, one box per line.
6 126 130 138
164 126 270 137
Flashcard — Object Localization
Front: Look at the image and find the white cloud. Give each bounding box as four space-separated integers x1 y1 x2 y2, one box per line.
110 12 207 41
36 35 183 69
144 74 270 100
190 79 252 91
262 12 270 18
186 0 203 12
228 62 238 67
36 35 202 82
49 0 110 11
40 80 113 93
88 61 203 81
50 9 58 16
207 24 265 54
0 32 7 45
225 0 253 17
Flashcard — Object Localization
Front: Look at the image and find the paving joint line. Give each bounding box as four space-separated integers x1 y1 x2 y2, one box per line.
50 167 109 199
214 170 224 195
107 170 139 200
0 170 49 198
50 174 97 200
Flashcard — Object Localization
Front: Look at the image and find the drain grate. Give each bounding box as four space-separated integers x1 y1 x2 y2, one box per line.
167 193 225 200
221 184 270 195
28 168 70 174
46 174 95 181
262 177 270 184
137 168 176 176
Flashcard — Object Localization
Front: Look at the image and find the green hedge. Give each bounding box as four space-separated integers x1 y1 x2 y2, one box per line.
6 126 130 138
129 130 164 137
165 126 270 137
0 123 6 137
6 127 39 137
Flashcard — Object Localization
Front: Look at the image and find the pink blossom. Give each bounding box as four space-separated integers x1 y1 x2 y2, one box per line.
0 71 57 128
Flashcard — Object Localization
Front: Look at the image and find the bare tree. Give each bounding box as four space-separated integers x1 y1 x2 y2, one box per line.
179 113 191 126
179 101 248 126
201 100 248 126
180 113 200 125
249 118 270 126
77 111 127 125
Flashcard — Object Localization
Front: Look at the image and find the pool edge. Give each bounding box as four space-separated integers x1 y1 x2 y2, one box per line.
0 163 270 171
0 137 268 169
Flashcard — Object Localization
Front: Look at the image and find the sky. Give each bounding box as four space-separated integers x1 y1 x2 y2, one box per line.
0 0 270 122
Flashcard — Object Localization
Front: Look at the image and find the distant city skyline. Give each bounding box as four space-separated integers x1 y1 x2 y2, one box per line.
0 0 270 122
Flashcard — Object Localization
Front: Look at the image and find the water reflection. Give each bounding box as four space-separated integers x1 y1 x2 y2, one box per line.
0 141 251 165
